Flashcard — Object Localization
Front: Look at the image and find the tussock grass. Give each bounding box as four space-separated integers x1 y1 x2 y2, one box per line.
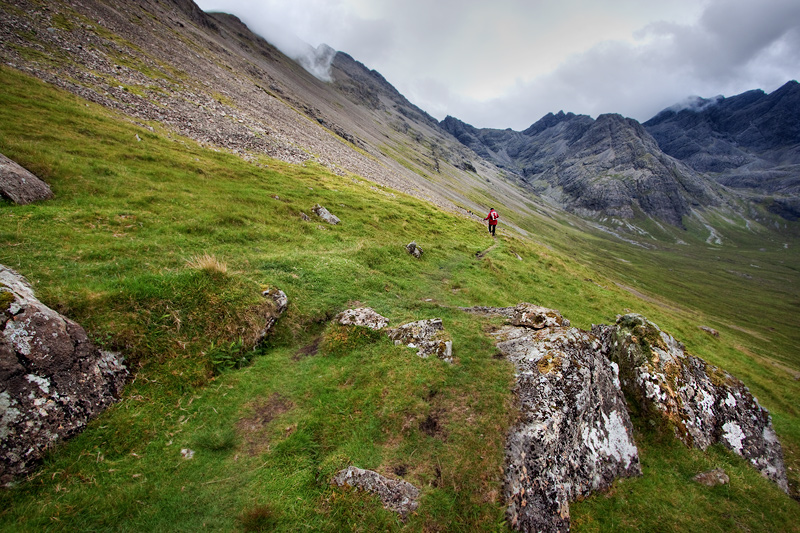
186 252 228 276
0 64 798 531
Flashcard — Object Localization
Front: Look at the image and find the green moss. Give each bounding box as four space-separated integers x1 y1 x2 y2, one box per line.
0 289 15 311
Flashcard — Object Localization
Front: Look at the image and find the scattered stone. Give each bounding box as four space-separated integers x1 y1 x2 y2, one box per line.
332 466 420 518
0 153 54 205
494 321 641 532
406 241 423 259
312 204 340 224
699 325 720 337
0 265 128 485
335 307 388 330
593 314 789 493
511 302 571 329
387 318 452 363
693 468 729 487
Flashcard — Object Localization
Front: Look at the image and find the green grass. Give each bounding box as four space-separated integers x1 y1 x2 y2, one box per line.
0 65 798 531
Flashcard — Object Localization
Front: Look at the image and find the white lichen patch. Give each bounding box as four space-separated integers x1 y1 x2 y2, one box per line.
724 392 737 408
5 318 33 355
694 387 715 415
583 410 638 470
722 421 746 453
25 374 51 394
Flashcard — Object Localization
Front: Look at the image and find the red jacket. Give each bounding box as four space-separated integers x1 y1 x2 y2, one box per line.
485 209 499 225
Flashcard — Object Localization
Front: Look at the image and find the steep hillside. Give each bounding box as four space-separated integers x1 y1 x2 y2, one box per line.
0 0 546 232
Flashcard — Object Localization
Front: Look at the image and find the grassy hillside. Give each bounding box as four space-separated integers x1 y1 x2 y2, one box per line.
1 66 798 531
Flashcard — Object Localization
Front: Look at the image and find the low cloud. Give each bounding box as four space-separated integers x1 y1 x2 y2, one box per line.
197 0 800 130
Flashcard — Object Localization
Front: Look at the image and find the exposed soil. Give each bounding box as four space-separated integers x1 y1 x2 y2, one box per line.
236 392 293 456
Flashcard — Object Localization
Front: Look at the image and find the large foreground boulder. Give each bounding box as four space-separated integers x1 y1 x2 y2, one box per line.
593 314 789 493
494 317 641 532
0 153 54 204
0 266 127 485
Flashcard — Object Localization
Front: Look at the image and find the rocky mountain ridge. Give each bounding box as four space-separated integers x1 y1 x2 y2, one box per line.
442 81 800 226
644 81 800 220
442 112 730 226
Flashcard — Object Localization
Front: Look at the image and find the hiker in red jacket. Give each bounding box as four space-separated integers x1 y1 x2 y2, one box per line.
484 208 499 236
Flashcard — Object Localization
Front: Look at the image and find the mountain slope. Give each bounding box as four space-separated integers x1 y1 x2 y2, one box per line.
0 0 547 231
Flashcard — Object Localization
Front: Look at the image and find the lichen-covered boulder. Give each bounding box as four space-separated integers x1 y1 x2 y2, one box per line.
0 266 127 485
494 322 641 532
312 204 340 224
511 303 570 329
335 307 388 330
332 466 420 518
593 313 788 493
0 153 54 205
387 318 452 363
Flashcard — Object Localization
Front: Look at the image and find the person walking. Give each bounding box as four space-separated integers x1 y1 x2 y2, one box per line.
484 208 499 237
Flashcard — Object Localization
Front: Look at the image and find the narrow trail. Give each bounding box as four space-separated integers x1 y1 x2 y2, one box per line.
475 239 498 259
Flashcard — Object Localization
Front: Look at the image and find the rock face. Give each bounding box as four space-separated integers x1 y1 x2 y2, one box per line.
387 318 452 363
494 315 641 532
332 466 421 518
334 307 388 330
0 266 128 485
593 314 789 493
643 82 800 220
0 153 54 205
312 204 340 224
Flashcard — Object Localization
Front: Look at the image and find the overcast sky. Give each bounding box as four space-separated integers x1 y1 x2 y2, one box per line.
194 0 800 130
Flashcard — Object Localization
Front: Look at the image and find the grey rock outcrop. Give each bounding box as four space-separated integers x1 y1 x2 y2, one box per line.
494 318 641 532
0 153 54 205
405 241 423 259
332 466 420 518
593 314 788 492
1 266 127 485
388 318 452 363
312 204 340 224
335 307 388 330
